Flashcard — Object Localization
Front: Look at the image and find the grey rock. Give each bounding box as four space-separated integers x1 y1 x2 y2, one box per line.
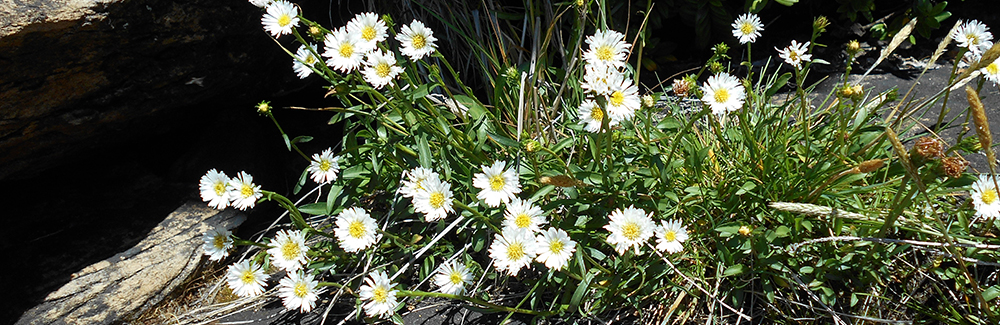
16 202 245 325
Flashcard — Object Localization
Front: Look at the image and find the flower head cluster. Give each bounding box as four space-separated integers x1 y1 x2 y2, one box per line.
292 43 319 79
534 227 576 270
473 161 522 207
334 207 379 252
578 29 641 130
777 40 812 69
489 227 538 276
412 176 455 222
502 198 547 233
199 170 262 210
308 148 340 184
654 220 689 254
261 0 299 38
434 260 473 295
267 229 309 271
315 13 437 88
396 20 438 60
279 271 322 313
202 227 233 261
604 206 656 255
732 13 764 44
358 270 399 318
972 174 1000 220
226 260 267 297
363 50 405 89
700 72 746 116
953 20 994 62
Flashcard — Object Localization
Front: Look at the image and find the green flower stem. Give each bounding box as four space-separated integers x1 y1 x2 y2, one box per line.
261 190 310 231
539 147 573 177
396 290 554 316
318 281 358 297
452 201 501 233
290 27 341 83
377 228 410 248
233 238 268 249
666 106 709 160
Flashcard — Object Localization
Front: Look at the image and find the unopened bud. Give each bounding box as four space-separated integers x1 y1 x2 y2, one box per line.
709 61 724 74
857 159 885 173
256 100 271 114
813 16 830 33
308 25 323 40
847 40 861 55
713 43 729 56
540 175 579 187
641 95 654 109
523 139 540 153
738 225 752 236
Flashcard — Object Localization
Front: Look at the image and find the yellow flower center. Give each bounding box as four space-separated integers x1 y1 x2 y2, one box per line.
489 174 506 191
278 14 292 27
621 222 641 241
281 241 301 260
596 45 614 61
429 192 445 209
507 242 525 260
664 230 677 242
213 234 227 249
241 270 257 284
348 220 366 239
739 22 754 35
411 34 426 49
372 286 388 303
988 63 999 75
590 106 603 121
789 51 799 62
375 63 392 78
339 43 354 58
240 184 254 199
319 160 331 172
304 55 316 65
362 26 377 41
294 282 308 297
610 91 625 107
515 213 531 228
214 182 226 196
968 33 981 45
714 88 730 103
549 240 564 254
984 189 998 205
449 272 464 285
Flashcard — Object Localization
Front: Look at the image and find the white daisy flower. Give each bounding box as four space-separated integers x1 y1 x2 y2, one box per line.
604 205 656 255
700 72 746 116
346 12 388 53
199 169 231 209
583 30 631 69
202 227 233 261
433 260 473 295
267 229 309 272
972 174 1000 220
731 13 764 44
578 99 616 133
776 40 812 69
535 227 576 270
581 64 623 95
334 207 379 252
278 270 323 313
358 270 399 318
249 0 271 8
488 227 538 276
396 20 438 60
502 198 546 233
412 177 454 222
227 171 262 210
226 260 267 297
400 167 440 198
292 43 320 79
605 76 640 122
323 27 364 73
362 50 405 89
261 0 299 38
981 58 1000 85
654 219 689 254
953 20 993 53
473 161 522 208
308 148 340 184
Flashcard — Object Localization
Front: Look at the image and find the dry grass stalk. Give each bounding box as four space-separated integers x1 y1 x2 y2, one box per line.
966 86 997 173
768 202 867 219
859 18 918 83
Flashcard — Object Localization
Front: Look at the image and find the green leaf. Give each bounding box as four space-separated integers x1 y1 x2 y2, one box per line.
569 270 596 314
723 264 748 277
292 168 309 195
290 135 313 145
282 133 291 151
766 72 792 97
715 224 742 238
299 202 329 216
775 226 791 238
487 131 520 148
984 286 1000 302
735 181 757 195
417 134 432 168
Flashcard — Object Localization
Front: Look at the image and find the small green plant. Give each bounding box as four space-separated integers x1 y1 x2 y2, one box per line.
191 1 1000 323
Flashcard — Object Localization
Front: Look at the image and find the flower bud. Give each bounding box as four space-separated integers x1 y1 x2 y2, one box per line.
846 40 861 55
540 175 579 187
308 25 323 41
709 61 724 74
641 95 654 109
857 159 885 173
738 225 752 236
523 139 540 153
813 16 830 33
256 101 271 114
713 43 729 56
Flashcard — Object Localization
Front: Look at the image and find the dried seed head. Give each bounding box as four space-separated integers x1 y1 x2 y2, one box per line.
966 85 996 170
857 159 885 173
672 79 690 98
768 202 866 219
940 156 969 178
913 136 945 160
540 175 579 188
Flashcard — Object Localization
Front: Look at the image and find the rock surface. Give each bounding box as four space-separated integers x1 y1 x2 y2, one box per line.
0 0 293 180
15 202 245 325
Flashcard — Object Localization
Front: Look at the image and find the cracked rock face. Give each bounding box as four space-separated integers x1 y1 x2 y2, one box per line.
16 202 245 325
0 0 290 180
